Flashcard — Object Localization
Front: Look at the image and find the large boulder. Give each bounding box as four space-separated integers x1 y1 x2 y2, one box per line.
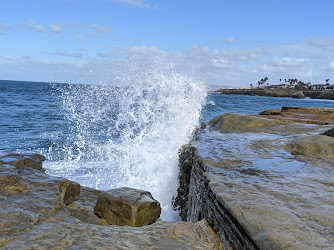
94 187 161 227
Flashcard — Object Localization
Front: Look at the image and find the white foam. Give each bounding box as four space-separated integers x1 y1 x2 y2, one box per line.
44 48 207 221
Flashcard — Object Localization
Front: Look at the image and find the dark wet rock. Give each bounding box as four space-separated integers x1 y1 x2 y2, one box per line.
316 91 334 100
173 145 197 221
59 180 81 205
323 127 334 137
287 135 334 161
175 107 334 249
0 153 222 249
0 153 45 170
94 187 161 227
259 109 281 115
174 146 258 250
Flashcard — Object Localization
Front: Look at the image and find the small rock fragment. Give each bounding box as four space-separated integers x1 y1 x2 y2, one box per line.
59 180 81 205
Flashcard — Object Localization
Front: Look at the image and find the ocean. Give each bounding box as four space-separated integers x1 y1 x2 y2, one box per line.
1 79 333 220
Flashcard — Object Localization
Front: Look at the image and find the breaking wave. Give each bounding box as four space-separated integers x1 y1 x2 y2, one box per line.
44 47 207 220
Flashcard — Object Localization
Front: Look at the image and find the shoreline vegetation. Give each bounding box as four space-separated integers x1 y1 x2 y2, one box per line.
215 88 334 100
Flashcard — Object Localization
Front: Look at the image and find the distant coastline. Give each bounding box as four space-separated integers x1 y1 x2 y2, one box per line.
215 88 334 100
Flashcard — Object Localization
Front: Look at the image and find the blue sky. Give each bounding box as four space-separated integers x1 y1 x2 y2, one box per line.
1 0 334 86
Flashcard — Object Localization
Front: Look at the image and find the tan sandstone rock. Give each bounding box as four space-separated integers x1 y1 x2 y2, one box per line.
94 187 161 227
175 106 334 249
0 153 222 249
287 135 334 161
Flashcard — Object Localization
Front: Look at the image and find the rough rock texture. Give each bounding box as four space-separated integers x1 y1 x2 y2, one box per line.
94 187 161 227
174 107 334 249
59 180 81 205
287 135 334 161
291 90 305 98
174 146 258 250
208 113 294 133
0 153 222 249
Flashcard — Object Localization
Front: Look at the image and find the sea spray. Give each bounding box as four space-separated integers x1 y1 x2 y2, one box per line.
44 47 207 220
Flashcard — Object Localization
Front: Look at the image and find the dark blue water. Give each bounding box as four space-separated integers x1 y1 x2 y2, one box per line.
1 80 333 153
202 92 333 121
0 80 65 152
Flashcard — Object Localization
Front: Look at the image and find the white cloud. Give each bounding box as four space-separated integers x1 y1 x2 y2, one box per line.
272 57 309 66
55 50 85 58
308 37 334 47
1 36 333 86
90 24 112 34
42 50 87 59
328 62 334 71
261 57 311 78
223 37 236 44
211 58 232 68
109 0 153 8
0 55 87 82
27 20 47 33
50 24 62 33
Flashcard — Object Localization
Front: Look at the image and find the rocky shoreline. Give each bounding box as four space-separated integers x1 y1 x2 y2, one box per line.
174 106 334 249
0 153 221 249
2 107 334 249
215 88 334 100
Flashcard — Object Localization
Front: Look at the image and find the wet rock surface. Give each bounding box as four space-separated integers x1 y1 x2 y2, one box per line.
94 187 161 226
0 153 222 249
175 107 334 249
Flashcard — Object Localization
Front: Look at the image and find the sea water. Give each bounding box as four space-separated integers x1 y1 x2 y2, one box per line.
1 66 333 220
0 52 208 220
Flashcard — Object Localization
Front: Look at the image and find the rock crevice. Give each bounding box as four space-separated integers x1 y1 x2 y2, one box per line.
174 106 334 250
174 146 259 250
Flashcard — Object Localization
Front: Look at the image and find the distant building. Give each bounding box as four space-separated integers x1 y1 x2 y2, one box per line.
278 84 290 89
311 84 326 90
267 84 293 89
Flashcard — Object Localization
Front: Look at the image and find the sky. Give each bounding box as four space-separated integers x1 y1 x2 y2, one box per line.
1 0 334 87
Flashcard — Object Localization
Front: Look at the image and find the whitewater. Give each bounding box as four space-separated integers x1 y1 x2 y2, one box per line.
42 49 208 220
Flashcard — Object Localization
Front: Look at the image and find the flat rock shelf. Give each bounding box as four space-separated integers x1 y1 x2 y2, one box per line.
174 107 334 249
0 153 222 249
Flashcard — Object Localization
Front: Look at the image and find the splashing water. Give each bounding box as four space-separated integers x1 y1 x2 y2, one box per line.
44 48 207 220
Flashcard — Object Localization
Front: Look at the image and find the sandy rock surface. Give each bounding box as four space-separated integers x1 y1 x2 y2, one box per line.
176 106 334 249
0 153 222 249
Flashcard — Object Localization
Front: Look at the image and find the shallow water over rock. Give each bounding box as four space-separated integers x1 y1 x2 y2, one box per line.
175 107 334 249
